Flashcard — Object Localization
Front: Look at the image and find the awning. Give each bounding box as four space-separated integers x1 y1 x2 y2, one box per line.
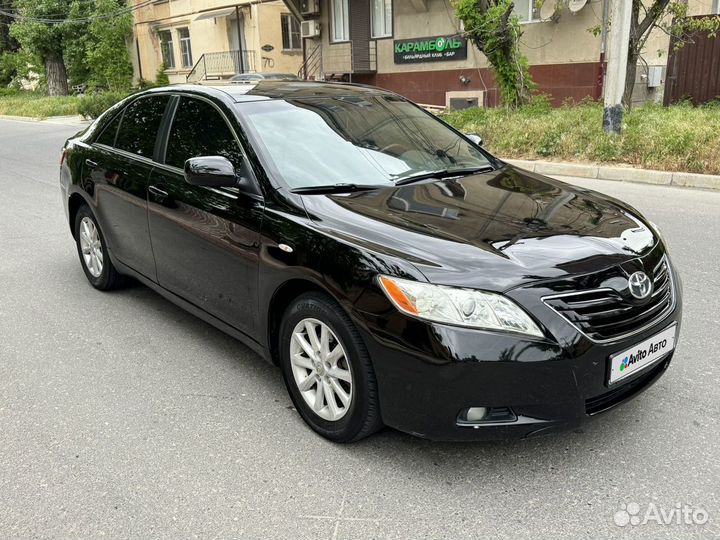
194 7 236 21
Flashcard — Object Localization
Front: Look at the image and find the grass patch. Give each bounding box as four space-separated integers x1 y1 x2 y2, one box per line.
0 91 81 118
442 98 720 175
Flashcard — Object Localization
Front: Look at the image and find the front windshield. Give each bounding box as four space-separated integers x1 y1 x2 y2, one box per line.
238 94 491 189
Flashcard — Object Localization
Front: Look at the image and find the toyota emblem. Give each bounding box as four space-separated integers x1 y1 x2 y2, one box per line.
628 271 652 299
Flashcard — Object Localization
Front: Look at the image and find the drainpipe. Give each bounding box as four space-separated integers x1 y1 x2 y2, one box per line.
235 5 245 73
135 37 143 81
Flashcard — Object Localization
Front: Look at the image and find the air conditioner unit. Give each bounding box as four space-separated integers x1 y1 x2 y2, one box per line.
301 20 320 38
301 0 320 15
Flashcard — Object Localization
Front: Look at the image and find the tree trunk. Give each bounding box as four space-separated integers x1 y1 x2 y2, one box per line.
45 54 69 96
622 55 638 110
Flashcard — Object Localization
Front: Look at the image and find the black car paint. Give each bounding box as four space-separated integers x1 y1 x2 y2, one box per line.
60 82 682 440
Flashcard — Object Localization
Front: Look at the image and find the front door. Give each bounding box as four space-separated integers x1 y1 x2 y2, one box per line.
147 96 264 336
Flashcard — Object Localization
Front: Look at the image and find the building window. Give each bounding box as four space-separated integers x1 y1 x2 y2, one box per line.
371 0 392 38
331 0 349 42
178 27 193 68
281 14 301 50
159 30 175 69
713 0 720 14
514 0 540 23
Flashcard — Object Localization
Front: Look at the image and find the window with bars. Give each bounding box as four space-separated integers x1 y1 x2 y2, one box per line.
281 14 301 50
178 27 193 68
158 30 175 69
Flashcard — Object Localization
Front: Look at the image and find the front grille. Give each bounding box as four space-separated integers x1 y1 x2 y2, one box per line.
585 356 670 415
544 257 674 342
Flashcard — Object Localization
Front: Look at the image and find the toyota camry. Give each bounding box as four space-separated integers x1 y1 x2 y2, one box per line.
60 82 682 442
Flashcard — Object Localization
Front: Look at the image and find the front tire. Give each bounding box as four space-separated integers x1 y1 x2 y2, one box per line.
74 204 124 290
279 292 383 442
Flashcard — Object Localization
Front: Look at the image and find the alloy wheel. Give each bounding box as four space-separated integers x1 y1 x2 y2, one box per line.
78 216 104 278
289 318 353 421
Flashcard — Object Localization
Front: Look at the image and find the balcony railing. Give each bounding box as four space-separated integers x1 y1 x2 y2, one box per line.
186 50 256 83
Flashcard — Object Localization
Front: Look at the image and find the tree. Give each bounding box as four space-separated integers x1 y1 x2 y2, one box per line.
9 0 81 95
452 0 536 108
0 0 20 85
86 0 133 91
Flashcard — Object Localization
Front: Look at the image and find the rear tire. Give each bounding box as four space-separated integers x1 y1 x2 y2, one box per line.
279 292 383 442
74 204 124 290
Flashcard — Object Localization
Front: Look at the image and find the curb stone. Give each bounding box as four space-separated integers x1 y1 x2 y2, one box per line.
504 159 720 191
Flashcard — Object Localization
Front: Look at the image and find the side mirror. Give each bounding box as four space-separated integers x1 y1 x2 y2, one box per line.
465 133 483 147
184 156 238 188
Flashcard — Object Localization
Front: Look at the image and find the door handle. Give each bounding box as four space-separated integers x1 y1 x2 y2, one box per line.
148 185 169 199
85 159 98 169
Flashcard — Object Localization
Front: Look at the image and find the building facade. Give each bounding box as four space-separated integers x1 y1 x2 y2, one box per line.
132 0 304 85
284 0 720 107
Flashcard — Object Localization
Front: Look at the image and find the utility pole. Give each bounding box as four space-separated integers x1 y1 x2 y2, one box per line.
603 0 633 134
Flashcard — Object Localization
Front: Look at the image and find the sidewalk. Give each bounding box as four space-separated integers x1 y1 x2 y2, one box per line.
505 158 720 191
0 114 90 126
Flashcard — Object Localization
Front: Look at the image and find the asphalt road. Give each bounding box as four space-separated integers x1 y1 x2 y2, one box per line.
0 117 718 540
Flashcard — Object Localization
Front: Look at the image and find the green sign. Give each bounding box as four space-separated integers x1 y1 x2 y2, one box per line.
393 35 467 64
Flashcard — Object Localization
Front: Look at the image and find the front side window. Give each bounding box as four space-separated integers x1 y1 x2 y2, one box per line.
158 30 175 69
239 95 490 189
513 0 540 22
281 14 301 50
178 27 193 68
331 0 349 42
165 97 244 170
371 0 392 38
114 96 170 158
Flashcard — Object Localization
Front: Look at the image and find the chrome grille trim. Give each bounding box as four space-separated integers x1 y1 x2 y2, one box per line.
542 256 675 343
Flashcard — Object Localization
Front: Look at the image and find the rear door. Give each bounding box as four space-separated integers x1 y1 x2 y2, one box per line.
147 96 265 336
87 95 171 279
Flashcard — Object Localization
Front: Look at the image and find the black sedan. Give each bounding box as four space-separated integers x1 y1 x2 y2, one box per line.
60 82 682 442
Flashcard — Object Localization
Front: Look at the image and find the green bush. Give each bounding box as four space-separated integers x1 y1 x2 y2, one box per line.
77 91 130 119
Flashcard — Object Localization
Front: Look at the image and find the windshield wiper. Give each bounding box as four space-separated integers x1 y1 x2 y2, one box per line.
394 166 494 186
290 183 386 194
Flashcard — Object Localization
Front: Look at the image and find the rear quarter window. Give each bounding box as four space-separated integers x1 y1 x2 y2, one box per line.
95 111 123 147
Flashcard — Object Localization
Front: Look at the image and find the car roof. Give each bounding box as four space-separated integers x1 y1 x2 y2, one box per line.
146 80 395 104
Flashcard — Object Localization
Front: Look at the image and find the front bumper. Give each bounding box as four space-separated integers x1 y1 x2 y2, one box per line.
354 258 683 441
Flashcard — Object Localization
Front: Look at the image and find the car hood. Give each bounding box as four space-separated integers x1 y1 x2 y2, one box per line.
299 165 657 291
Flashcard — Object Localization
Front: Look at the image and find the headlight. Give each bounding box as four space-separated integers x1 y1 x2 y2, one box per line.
377 275 544 338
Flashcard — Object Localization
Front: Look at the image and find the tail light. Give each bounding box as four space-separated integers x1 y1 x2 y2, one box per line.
60 147 68 166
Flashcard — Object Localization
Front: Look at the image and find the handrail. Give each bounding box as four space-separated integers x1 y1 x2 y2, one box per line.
187 50 256 82
298 43 322 80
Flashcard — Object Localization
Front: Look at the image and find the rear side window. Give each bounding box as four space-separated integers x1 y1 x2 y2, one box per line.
115 95 170 158
165 97 243 169
95 111 123 147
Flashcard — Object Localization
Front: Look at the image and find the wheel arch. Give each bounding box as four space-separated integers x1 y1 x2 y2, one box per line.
266 278 345 365
68 192 90 238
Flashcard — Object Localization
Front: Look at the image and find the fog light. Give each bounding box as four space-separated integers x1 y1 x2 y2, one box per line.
457 406 518 426
465 407 488 422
